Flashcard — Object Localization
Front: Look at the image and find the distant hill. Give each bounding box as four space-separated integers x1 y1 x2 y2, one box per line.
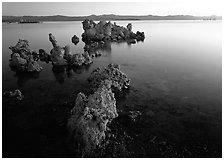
2 14 222 22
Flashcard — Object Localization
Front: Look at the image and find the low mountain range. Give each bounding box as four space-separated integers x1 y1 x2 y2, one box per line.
2 14 221 22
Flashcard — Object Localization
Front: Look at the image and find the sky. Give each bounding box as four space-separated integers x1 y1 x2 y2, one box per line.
2 1 223 16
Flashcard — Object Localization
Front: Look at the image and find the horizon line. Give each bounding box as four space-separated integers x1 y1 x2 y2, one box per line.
2 14 221 17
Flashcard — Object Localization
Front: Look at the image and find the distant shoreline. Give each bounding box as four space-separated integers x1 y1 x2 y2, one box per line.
2 14 222 23
3 20 222 25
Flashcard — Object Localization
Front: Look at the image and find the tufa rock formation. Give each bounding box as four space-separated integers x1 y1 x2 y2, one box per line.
81 19 145 43
67 64 130 156
88 63 130 91
71 35 79 45
48 33 92 66
9 39 43 72
67 80 118 156
49 33 68 65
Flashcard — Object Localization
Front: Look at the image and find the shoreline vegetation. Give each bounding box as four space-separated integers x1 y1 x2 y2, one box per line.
2 14 222 23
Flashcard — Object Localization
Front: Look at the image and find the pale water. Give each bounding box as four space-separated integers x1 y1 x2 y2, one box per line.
2 20 222 157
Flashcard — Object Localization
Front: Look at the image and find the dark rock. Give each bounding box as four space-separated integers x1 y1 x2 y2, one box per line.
127 39 136 44
39 49 51 63
67 80 118 156
88 63 130 91
71 35 79 45
3 89 24 100
127 23 132 32
135 31 145 41
9 39 43 72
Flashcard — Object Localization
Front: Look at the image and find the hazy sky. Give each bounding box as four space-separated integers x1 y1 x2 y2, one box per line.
2 1 222 16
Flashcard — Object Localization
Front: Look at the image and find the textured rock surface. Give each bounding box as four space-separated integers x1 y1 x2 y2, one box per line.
81 19 113 42
71 35 79 45
49 33 92 66
65 52 93 66
67 80 118 156
9 39 43 72
81 19 145 43
88 63 130 91
3 89 24 100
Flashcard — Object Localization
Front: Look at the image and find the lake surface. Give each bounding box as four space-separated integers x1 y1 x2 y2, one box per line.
2 20 222 157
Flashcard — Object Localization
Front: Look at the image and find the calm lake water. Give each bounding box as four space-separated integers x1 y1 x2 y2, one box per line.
2 20 222 157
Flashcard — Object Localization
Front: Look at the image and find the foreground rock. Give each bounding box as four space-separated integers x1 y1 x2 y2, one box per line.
71 35 79 45
9 39 43 72
88 63 130 91
49 33 92 66
81 19 145 43
67 80 118 156
3 89 24 100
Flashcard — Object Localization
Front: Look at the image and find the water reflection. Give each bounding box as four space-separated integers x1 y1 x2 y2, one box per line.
11 68 40 87
84 41 112 54
52 65 91 84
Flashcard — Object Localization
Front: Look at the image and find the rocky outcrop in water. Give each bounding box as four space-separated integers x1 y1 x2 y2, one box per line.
67 63 130 156
81 19 145 43
81 20 113 43
3 89 24 100
88 63 130 91
9 39 43 72
49 33 68 65
67 80 118 156
71 35 79 45
49 33 92 66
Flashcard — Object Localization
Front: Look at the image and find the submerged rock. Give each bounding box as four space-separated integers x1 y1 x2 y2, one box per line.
9 39 43 72
71 35 79 45
88 63 130 91
67 80 118 156
3 89 24 100
128 111 142 122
